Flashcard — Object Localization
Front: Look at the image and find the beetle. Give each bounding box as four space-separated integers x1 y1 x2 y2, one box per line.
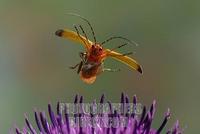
55 13 142 84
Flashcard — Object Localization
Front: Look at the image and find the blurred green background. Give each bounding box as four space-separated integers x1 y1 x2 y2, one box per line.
0 0 199 133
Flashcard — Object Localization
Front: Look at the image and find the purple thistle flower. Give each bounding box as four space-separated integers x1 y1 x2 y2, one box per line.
14 93 182 134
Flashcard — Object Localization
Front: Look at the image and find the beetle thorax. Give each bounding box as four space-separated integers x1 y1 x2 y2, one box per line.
88 44 103 62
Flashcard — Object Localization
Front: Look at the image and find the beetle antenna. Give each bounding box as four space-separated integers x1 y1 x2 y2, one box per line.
110 43 128 51
79 25 89 44
73 24 87 46
67 13 97 44
101 36 139 46
121 52 133 56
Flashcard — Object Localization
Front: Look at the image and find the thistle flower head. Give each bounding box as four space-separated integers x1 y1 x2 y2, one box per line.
15 93 182 134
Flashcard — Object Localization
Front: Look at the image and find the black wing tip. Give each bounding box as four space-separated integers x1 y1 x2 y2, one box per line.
138 66 143 74
55 29 64 37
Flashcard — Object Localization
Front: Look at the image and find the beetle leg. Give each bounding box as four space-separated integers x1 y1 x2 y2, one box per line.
79 52 87 63
69 63 80 69
69 61 83 74
103 68 121 72
77 61 83 74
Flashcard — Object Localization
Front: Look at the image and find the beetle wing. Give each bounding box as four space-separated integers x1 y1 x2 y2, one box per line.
105 49 143 74
55 29 93 50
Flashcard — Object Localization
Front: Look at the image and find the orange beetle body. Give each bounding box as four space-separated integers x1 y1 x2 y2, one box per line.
79 44 106 84
55 14 142 84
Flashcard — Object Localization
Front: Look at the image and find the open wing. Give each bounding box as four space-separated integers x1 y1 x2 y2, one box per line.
55 28 93 50
105 49 143 74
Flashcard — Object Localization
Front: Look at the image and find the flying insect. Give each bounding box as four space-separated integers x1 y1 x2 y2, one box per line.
55 13 142 84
